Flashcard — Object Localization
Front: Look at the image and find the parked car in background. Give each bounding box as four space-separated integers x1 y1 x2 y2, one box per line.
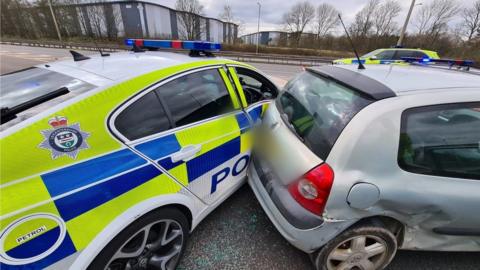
249 63 480 270
333 48 440 65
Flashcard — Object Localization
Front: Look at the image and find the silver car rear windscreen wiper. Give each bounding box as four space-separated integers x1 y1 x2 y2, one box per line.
1 87 70 124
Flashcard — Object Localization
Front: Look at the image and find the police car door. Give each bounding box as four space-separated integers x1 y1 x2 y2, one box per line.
227 66 278 126
111 66 249 205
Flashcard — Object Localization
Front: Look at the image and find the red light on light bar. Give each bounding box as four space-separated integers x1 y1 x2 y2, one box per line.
134 39 144 46
172 40 182 49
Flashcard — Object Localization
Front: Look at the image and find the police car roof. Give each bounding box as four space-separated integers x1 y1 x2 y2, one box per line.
380 47 434 52
334 64 480 95
45 50 221 82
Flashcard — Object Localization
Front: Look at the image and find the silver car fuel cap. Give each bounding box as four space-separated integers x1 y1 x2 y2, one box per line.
347 182 380 209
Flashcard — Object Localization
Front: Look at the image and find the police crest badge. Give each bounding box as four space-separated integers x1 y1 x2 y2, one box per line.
39 116 90 159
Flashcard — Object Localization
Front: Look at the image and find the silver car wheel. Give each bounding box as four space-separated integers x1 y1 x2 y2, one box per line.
105 219 184 270
326 235 388 270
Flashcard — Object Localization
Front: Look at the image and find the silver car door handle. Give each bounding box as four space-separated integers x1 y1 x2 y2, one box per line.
171 144 202 163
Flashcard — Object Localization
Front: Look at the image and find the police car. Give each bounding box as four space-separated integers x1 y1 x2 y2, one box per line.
0 39 278 269
332 47 439 65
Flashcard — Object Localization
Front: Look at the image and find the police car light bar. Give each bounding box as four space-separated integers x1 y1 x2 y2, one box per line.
124 39 221 52
401 57 475 67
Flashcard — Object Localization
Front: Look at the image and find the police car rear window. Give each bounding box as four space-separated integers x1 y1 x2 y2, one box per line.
114 69 235 141
156 69 235 127
0 67 95 129
277 71 373 160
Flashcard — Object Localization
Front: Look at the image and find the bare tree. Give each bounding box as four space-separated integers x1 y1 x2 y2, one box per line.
219 3 238 43
28 0 57 39
282 1 315 46
88 2 120 39
236 19 246 36
315 3 339 38
373 0 401 36
349 0 380 38
219 4 234 23
175 0 204 40
0 0 27 37
88 4 107 38
459 0 480 41
414 0 459 41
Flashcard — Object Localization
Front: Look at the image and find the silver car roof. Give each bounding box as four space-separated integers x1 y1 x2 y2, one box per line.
331 64 480 94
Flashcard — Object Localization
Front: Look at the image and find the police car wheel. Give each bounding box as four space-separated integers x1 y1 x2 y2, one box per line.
314 226 397 270
88 208 189 270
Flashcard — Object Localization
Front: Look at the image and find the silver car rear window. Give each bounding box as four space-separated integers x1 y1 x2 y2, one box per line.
277 71 373 160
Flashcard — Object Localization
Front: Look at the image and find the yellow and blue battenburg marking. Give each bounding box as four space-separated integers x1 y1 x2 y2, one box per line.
0 57 261 269
2 113 252 268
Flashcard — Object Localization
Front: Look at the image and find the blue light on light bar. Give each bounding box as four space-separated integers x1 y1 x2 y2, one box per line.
124 39 221 52
421 57 431 63
143 40 172 48
401 57 475 67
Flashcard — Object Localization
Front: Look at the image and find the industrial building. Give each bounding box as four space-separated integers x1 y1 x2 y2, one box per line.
240 31 287 46
1 0 238 44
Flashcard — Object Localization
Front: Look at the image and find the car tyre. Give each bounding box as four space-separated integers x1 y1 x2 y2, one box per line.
88 207 189 270
314 225 397 270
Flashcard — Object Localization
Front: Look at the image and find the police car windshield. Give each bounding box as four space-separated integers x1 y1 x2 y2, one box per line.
0 67 95 129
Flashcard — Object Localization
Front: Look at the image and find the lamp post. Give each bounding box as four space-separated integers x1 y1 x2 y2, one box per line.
397 0 422 47
256 2 261 54
48 0 63 47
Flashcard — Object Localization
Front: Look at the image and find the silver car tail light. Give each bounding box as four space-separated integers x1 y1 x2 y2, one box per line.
288 163 334 215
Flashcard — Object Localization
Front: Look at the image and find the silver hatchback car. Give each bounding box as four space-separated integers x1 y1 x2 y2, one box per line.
248 64 480 270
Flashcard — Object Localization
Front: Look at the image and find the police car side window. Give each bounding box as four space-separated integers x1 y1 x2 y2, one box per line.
375 50 396 60
393 50 415 60
155 69 235 127
412 51 427 58
115 91 171 141
398 102 480 180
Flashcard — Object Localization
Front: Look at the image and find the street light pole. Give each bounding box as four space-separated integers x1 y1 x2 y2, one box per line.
256 2 261 54
48 0 63 47
397 0 417 47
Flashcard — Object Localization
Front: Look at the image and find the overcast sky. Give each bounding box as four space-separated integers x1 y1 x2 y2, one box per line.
158 0 477 35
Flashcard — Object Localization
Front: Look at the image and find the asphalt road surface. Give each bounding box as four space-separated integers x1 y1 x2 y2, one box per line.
1 44 479 270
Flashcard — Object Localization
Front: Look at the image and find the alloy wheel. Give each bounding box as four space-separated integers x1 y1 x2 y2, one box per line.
326 235 388 270
105 219 184 270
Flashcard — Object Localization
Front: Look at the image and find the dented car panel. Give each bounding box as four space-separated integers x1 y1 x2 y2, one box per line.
324 91 480 251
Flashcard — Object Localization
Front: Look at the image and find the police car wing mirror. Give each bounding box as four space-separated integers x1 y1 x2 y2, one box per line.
171 144 202 163
369 56 377 60
263 92 273 99
239 77 246 85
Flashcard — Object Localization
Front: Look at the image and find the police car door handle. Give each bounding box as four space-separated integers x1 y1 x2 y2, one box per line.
171 144 202 162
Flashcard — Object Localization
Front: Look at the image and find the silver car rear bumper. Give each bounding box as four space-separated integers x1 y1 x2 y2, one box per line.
248 156 355 253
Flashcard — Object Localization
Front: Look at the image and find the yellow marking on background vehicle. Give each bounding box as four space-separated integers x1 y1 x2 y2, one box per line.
333 48 440 65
